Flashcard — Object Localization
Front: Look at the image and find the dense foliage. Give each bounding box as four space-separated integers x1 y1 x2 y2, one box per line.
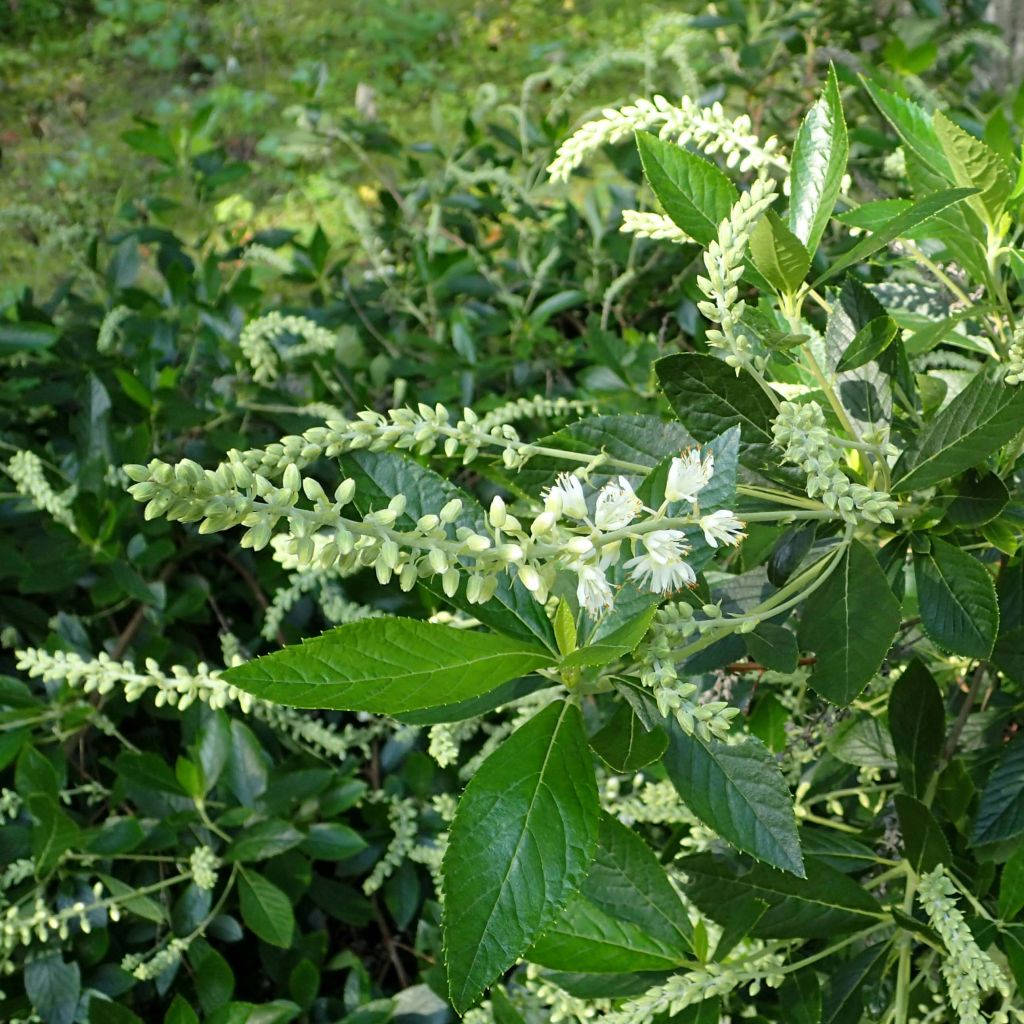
2 3 1024 1024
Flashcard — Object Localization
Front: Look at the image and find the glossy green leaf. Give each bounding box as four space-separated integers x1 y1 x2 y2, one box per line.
945 471 1010 528
933 110 1014 226
744 622 799 673
635 132 738 244
589 702 668 773
998 845 1024 921
221 618 554 714
892 367 1024 492
664 726 804 876
0 321 60 354
238 869 296 948
798 542 901 705
914 538 999 658
971 734 1024 847
681 854 882 938
789 64 848 256
442 701 599 1012
560 606 656 669
224 820 304 863
25 953 80 1024
29 795 81 876
749 210 810 293
894 794 951 873
836 316 898 372
526 813 692 972
888 659 944 799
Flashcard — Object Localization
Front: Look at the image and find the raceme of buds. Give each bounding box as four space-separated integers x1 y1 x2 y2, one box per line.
696 176 778 371
772 401 898 525
1006 322 1024 385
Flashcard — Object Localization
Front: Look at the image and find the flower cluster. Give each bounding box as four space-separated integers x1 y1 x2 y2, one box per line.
635 602 740 740
121 937 191 982
0 790 21 825
475 394 596 434
2 884 116 956
772 401 898 524
696 176 778 370
4 450 76 533
547 94 788 183
188 846 219 891
917 866 1008 1024
1006 322 1024 385
96 305 131 354
238 311 339 384
363 794 419 895
620 210 693 244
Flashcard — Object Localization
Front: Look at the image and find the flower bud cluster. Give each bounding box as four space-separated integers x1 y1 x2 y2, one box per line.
363 794 419 895
121 937 190 981
96 305 131 354
772 401 898 524
188 846 219 891
239 311 339 384
620 210 693 244
475 394 595 434
1006 323 1024 386
917 866 1008 1024
636 603 740 741
2 883 115 956
0 790 22 825
696 176 778 370
4 450 77 533
547 94 788 183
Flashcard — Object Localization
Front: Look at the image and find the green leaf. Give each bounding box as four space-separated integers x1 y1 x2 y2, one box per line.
25 953 80 1024
836 316 898 372
778 972 823 1024
165 996 200 1024
892 367 1024 492
945 471 1010 528
224 820 304 863
816 188 976 285
28 795 81 876
888 660 945 799
238 868 296 948
560 606 656 669
798 541 902 705
393 675 549 726
0 320 60 354
340 449 555 649
914 538 999 658
554 600 577 657
675 999 721 1023
744 622 799 673
442 701 599 1012
656 353 779 475
788 64 848 256
221 618 554 714
526 813 692 973
933 110 1014 227
822 941 890 1024
89 1002 143 1024
998 845 1024 921
712 898 769 960
589 702 667 773
635 132 738 244
749 210 810 294
971 734 1024 847
664 727 804 876
299 822 368 861
894 794 951 873
681 854 883 938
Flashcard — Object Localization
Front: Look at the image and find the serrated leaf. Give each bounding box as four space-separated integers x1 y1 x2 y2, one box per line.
681 854 882 938
238 869 295 948
526 813 692 973
664 726 804 876
590 702 668 773
656 353 779 475
933 110 1014 226
945 470 1010 528
635 132 738 244
971 734 1024 847
798 542 901 705
221 618 553 714
892 368 1024 492
560 606 656 669
749 210 810 294
888 659 944 798
789 64 848 256
816 188 976 285
443 701 599 1012
914 538 998 658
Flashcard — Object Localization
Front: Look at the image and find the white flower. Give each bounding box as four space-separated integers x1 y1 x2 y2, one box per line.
665 449 714 504
699 510 746 548
594 476 642 531
625 530 696 594
543 472 588 520
574 562 615 616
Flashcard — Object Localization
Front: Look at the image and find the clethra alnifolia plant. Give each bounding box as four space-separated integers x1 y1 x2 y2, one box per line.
13 66 1024 1024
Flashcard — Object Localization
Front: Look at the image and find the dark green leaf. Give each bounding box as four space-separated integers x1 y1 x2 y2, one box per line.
164 996 200 1024
560 606 656 669
0 321 59 354
749 210 810 293
895 794 951 873
836 316 899 372
945 471 1010 528
914 538 999 658
442 701 599 1012
745 622 799 672
590 701 668 772
299 823 368 861
238 869 296 948
664 727 804 876
888 659 944 798
971 735 1024 847
999 845 1024 921
222 618 553 714
892 367 1024 492
25 953 80 1024
798 541 901 705
224 820 304 863
28 795 80 876
635 132 738 244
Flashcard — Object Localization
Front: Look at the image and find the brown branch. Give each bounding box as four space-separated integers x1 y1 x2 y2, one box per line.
220 551 286 647
724 656 818 673
371 895 409 988
111 563 176 660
